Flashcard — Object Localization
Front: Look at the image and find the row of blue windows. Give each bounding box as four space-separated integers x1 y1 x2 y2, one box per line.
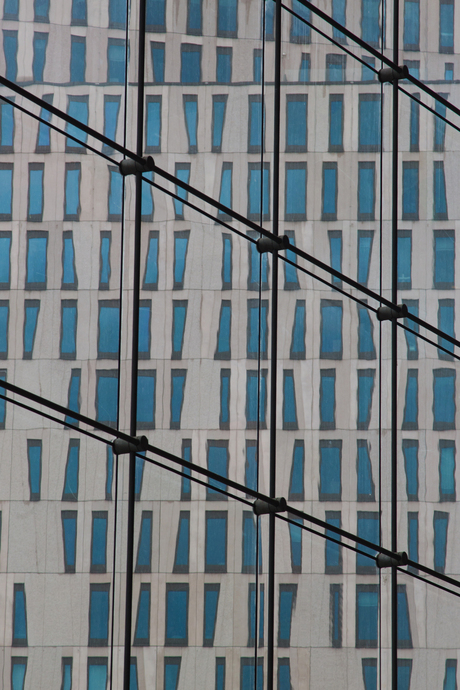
403 439 457 504
401 367 456 431
402 160 449 220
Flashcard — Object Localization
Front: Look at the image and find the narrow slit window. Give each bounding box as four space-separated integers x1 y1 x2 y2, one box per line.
171 369 187 429
135 510 153 573
27 440 42 501
62 439 79 501
133 583 151 646
203 583 220 646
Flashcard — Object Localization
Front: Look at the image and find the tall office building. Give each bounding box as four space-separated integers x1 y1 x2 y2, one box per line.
0 0 459 687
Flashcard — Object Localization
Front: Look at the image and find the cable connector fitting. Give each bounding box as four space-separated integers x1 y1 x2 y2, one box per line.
112 435 149 455
119 156 155 176
256 234 290 254
376 551 408 568
378 65 409 83
253 496 287 516
376 304 408 321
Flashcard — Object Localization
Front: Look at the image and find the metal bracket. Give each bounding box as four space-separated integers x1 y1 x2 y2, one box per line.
376 551 408 568
119 156 155 176
378 65 409 83
376 303 408 322
256 234 290 254
112 435 149 455
253 496 287 516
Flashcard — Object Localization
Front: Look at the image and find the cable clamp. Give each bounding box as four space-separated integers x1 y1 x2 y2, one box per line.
378 65 409 83
253 497 287 516
376 551 408 568
112 435 149 455
376 304 408 321
256 234 290 254
119 156 155 176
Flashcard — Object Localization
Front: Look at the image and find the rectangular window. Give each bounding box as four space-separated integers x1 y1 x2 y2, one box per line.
253 48 262 83
245 440 257 495
145 95 161 152
204 584 220 646
96 370 118 428
98 300 119 359
141 174 154 220
64 163 81 221
217 0 237 35
0 163 13 220
433 368 456 430
106 446 113 501
91 511 108 573
403 439 419 501
248 163 270 221
151 42 165 82
325 511 342 573
404 0 419 49
216 46 232 83
70 35 85 83
445 62 454 80
108 166 122 221
357 440 375 501
283 370 298 430
87 659 108 690
164 659 181 690
3 0 18 20
0 370 6 429
173 511 190 573
207 440 228 500
27 440 42 501
174 164 190 220
13 584 28 646
438 299 455 360
138 299 151 359
322 162 337 220
133 583 151 646
359 95 381 151
242 511 262 574
88 583 110 646
248 583 264 646
219 369 230 430
172 300 188 359
286 95 307 152
23 300 40 359
135 510 152 572
247 299 268 359
62 439 79 501
285 162 307 221
402 369 418 430
332 0 347 41
264 0 275 40
320 369 336 430
439 440 456 501
290 0 311 43
66 96 88 151
319 440 342 501
71 0 87 24
357 230 373 286
218 162 232 218
134 454 145 501
215 300 232 360
443 660 457 690
403 300 419 359
137 370 156 430
320 299 343 359
27 163 44 222
326 54 346 82
0 232 11 289
330 584 342 648
103 95 121 153
212 95 227 153
246 369 267 429
402 161 419 220
358 304 376 359
143 231 158 290
299 53 310 82
62 231 77 290
358 162 375 220
247 232 269 291
434 161 448 219
397 585 412 648
284 230 299 290
171 369 187 429
248 95 264 153
357 369 375 430
410 95 419 151
3 30 18 82
434 230 455 289
60 300 77 360
289 518 303 573
0 99 14 152
0 300 8 359
241 659 263 690
182 95 198 153
361 0 380 46
278 584 297 647
397 230 412 289
187 0 202 33
329 94 343 152
356 585 378 648
356 511 379 573
205 511 227 573
440 0 454 52
362 57 375 80
407 511 418 570
434 510 449 572
65 368 81 427
287 440 304 501
434 95 448 151
181 439 192 501
109 0 126 28
107 38 125 83
181 44 201 83
61 658 72 690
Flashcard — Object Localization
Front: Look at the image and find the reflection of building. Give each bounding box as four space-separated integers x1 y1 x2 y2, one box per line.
0 0 459 687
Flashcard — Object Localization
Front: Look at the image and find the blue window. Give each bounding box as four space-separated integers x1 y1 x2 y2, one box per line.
289 439 305 500
3 30 18 82
407 512 418 568
98 300 119 359
135 454 145 501
332 0 347 41
135 510 152 572
173 511 190 573
403 300 419 359
358 304 376 359
65 368 81 427
242 511 261 574
66 96 88 151
320 300 343 359
165 584 189 646
109 0 126 28
0 232 11 289
71 0 87 24
356 511 379 573
182 96 198 153
220 369 230 429
241 659 263 690
397 585 412 648
212 95 227 153
278 584 296 647
0 99 14 151
246 369 267 429
0 370 6 429
107 38 125 83
137 370 156 429
62 231 77 290
410 95 419 151
284 231 299 290
89 583 110 646
187 0 202 34
433 368 456 430
253 49 262 82
329 94 343 151
145 96 161 153
289 518 303 573
106 446 114 501
357 440 375 501
283 370 298 430
217 0 238 35
248 163 270 220
434 95 447 151
215 300 232 360
290 0 311 43
245 441 257 494
70 35 85 82
130 659 138 690
357 369 375 430
362 659 377 690
181 44 201 83
358 162 375 220
403 440 419 501
248 231 269 290
0 164 13 220
285 163 306 221
62 439 79 501
165 659 181 690
60 300 77 360
361 0 380 46
143 231 159 290
356 585 378 647
325 511 342 573
61 659 72 690
23 300 40 359
326 54 346 82
434 510 449 572
438 299 455 360
434 230 455 289
207 440 228 499
398 230 412 289
248 95 264 153
330 584 342 647
204 515 226 573
443 660 457 690
439 440 456 501
402 162 419 220
248 583 264 646
357 230 373 286
445 62 454 80
320 369 335 430
13 584 28 646
138 299 151 359
247 298 268 359
216 47 232 83
27 440 42 501
64 163 81 220
434 161 448 219
181 439 192 501
96 370 118 427
108 166 122 221
174 165 190 220
171 369 187 429
91 511 107 573
286 95 307 152
299 53 310 82
172 300 188 359
322 162 337 220
0 300 8 359
359 95 380 151
440 0 454 52
402 369 418 430
87 659 108 690
204 583 220 646
146 0 165 31
319 440 342 501
404 0 419 49
133 583 151 646
218 163 232 218
215 659 225 690
33 32 48 82
151 42 165 82
327 231 343 288
102 97 120 153
3 0 18 19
